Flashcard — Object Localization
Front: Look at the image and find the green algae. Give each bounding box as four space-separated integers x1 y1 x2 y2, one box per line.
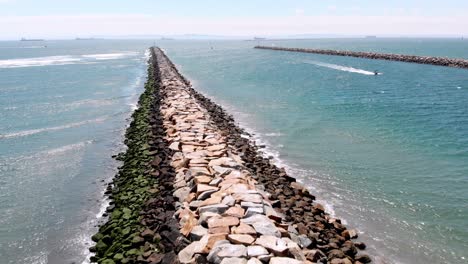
89 62 161 263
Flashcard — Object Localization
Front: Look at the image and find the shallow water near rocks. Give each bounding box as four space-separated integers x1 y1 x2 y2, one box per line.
0 39 467 264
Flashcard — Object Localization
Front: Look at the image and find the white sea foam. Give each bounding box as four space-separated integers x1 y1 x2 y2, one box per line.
82 52 138 60
0 117 107 139
0 56 82 68
303 60 382 75
0 52 140 68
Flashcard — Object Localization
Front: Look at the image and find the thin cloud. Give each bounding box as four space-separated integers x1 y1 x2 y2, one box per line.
1 14 467 39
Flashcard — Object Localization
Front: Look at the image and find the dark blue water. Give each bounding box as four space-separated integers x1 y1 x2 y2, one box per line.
0 39 467 264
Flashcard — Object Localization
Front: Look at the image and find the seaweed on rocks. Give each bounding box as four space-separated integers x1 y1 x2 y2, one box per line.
156 48 372 263
89 48 184 264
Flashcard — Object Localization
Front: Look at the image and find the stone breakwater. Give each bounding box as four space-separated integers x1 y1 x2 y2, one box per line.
153 47 372 264
254 46 468 69
89 50 186 264
88 47 372 264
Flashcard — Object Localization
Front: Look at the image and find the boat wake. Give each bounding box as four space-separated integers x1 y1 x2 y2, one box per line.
302 60 382 75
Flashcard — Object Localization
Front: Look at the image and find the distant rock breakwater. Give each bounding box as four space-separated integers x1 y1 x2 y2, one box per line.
254 46 468 69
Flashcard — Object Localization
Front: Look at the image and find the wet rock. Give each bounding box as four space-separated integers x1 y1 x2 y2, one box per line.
327 249 346 259
304 249 326 262
355 254 372 263
341 241 357 256
354 242 366 250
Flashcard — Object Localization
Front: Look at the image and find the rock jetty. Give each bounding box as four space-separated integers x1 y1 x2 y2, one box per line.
254 45 468 69
88 47 372 264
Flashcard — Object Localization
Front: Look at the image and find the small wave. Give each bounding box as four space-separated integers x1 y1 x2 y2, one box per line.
43 141 93 155
303 60 380 75
0 117 107 139
3 106 18 110
66 99 115 108
264 132 283 137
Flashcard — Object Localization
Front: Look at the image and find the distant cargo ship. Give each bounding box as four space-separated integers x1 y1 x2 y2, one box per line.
254 37 266 40
20 38 44 41
75 37 95 40
365 35 377 39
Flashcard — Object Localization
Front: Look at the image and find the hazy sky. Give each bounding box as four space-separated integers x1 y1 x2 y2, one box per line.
1 0 467 39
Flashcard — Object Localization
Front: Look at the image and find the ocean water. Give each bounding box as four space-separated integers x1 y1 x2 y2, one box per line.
158 39 468 264
0 39 467 264
0 40 153 264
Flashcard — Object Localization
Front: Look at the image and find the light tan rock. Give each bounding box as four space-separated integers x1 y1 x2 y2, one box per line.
223 206 245 218
206 144 226 152
207 216 240 228
209 226 230 234
196 184 218 195
227 234 255 245
232 223 256 235
200 196 222 207
194 176 212 184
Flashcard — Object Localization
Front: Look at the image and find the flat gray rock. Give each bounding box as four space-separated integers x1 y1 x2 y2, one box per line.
199 204 229 215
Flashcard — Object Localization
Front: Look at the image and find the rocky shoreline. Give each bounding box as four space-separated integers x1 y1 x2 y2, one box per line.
254 45 468 69
88 47 372 264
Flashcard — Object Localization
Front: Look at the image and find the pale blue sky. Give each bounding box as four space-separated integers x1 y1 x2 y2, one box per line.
1 0 467 39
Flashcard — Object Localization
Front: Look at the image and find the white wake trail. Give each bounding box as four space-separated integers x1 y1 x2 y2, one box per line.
303 60 381 75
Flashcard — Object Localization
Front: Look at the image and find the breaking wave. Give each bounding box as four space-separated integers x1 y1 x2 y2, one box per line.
0 52 140 68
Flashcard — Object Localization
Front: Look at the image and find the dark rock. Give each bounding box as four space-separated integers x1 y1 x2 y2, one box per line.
327 249 345 259
355 254 372 263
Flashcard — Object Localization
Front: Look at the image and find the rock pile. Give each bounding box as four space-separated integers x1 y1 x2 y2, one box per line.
254 46 468 69
153 47 372 264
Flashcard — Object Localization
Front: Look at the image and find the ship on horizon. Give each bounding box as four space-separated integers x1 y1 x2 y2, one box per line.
20 38 44 41
75 37 96 40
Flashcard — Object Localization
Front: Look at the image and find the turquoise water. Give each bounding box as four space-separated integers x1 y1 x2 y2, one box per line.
0 40 153 264
159 39 468 264
0 39 467 264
